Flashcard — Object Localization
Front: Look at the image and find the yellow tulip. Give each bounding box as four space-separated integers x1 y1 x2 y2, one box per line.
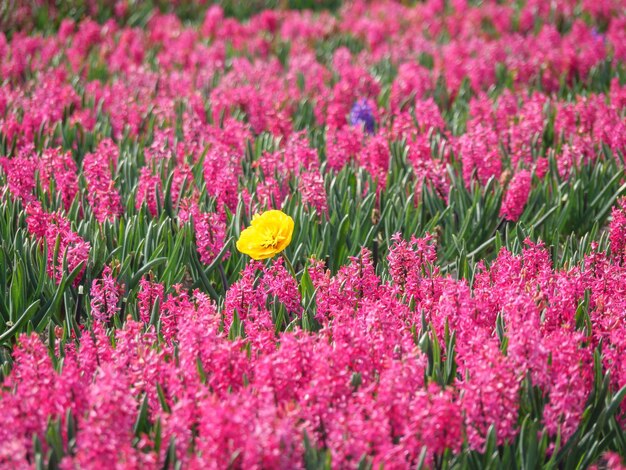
236 210 295 260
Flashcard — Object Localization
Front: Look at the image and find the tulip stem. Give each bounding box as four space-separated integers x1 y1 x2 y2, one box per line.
281 252 297 278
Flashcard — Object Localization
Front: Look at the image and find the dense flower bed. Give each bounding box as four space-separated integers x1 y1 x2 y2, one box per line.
0 0 626 468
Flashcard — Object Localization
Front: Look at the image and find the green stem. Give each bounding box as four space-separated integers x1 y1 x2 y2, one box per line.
281 252 297 279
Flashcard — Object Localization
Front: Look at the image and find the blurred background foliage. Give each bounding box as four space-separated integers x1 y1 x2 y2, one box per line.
0 0 343 36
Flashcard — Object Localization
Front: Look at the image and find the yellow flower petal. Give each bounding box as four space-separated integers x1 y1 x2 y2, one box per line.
236 210 295 260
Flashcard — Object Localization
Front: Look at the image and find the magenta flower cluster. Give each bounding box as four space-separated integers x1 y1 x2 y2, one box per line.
1 234 626 467
0 0 625 467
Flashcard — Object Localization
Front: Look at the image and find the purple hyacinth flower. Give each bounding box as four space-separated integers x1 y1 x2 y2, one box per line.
591 28 606 43
349 99 376 134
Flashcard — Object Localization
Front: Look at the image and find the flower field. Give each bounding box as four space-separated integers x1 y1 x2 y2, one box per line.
1 0 626 468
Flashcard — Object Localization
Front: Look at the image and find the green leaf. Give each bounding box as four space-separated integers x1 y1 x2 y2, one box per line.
0 300 40 344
